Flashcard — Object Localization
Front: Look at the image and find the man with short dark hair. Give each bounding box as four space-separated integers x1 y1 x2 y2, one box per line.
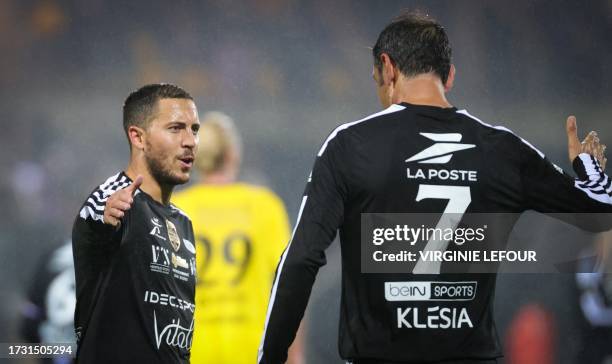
258 12 611 364
72 83 200 363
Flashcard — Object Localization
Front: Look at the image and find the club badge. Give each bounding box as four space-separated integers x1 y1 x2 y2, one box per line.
165 219 181 252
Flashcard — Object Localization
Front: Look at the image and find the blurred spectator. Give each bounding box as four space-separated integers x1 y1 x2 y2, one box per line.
173 112 303 364
506 304 555 364
573 233 612 363
20 240 76 364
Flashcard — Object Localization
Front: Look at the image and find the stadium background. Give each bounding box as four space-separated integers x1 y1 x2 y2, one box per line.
1 0 611 363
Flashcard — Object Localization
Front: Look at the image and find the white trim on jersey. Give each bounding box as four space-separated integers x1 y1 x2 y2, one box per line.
318 104 406 156
85 198 106 212
258 195 308 363
457 109 546 158
573 154 612 204
579 153 602 179
79 172 131 222
574 181 612 204
80 206 102 222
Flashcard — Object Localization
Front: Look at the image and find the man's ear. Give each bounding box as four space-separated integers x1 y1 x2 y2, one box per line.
128 125 145 150
444 64 456 92
380 53 396 85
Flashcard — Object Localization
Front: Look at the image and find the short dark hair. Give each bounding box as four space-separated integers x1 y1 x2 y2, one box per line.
122 83 193 140
372 11 452 84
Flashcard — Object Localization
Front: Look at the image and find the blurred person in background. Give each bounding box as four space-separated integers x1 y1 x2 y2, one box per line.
504 232 612 364
258 11 612 364
72 84 199 363
573 232 612 363
20 240 76 364
505 304 555 364
172 112 303 364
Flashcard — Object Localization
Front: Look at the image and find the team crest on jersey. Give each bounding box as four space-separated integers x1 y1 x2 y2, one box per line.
165 219 181 251
406 133 475 164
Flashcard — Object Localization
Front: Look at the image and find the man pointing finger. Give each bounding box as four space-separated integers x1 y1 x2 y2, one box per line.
103 174 143 227
72 83 200 364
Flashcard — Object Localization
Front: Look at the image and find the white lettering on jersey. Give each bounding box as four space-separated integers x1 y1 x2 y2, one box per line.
153 310 194 350
407 168 478 182
396 307 473 329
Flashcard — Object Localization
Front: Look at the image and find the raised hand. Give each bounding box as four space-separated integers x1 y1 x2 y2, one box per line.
103 175 143 227
566 115 607 170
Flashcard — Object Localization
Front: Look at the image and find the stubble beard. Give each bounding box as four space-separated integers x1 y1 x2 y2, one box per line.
145 150 189 187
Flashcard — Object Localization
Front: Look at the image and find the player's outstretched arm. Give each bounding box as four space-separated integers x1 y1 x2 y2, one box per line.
103 175 143 227
519 115 612 232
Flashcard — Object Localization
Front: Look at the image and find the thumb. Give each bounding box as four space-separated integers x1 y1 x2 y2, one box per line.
127 175 143 196
566 115 581 162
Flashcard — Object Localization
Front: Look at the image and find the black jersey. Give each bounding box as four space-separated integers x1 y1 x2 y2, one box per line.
258 103 612 363
72 172 196 364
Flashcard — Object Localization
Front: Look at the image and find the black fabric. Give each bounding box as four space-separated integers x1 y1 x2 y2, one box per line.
259 103 612 363
72 172 196 364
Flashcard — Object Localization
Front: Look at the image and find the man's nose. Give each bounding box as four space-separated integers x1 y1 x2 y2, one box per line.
182 130 197 148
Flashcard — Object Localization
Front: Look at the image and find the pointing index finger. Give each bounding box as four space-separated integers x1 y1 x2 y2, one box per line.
126 175 143 196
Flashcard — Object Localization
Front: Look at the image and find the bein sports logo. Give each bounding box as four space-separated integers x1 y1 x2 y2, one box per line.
406 133 475 164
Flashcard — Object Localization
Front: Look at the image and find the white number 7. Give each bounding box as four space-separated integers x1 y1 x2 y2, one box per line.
412 184 471 274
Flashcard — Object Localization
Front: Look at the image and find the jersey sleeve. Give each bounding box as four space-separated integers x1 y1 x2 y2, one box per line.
72 173 132 344
72 174 132 246
258 132 348 364
520 139 612 230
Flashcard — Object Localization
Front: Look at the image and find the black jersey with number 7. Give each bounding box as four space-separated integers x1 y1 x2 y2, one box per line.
258 103 612 364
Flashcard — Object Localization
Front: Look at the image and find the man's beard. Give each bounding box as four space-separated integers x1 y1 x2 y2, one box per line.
145 152 188 187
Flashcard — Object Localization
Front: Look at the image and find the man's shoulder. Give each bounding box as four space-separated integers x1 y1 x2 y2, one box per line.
456 109 546 158
171 186 206 219
78 172 132 223
126 188 192 224
456 109 519 137
171 185 202 205
233 183 286 210
318 104 407 156
169 203 193 223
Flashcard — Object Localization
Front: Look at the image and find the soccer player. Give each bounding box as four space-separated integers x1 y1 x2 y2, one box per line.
72 84 200 363
172 112 302 364
258 12 611 364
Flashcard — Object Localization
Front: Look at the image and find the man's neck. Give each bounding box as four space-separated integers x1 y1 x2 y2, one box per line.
201 171 234 185
392 74 453 108
125 164 173 205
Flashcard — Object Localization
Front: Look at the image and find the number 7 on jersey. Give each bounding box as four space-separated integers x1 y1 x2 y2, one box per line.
412 184 471 274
